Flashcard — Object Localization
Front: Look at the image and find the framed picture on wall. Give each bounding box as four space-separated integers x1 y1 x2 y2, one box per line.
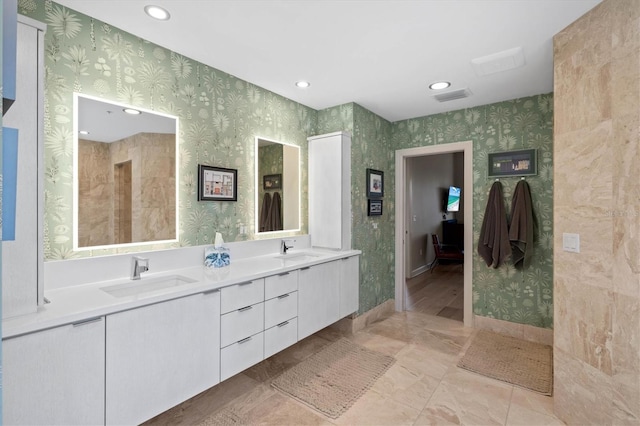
488 149 537 177
263 174 282 190
368 199 383 216
198 164 238 201
366 168 384 198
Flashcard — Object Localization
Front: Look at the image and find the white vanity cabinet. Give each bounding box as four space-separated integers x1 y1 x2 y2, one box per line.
105 290 221 425
298 261 340 340
3 318 105 425
264 271 299 358
308 131 352 250
220 279 265 381
339 255 360 317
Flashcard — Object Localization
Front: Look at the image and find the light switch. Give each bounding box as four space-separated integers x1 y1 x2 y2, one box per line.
562 233 580 253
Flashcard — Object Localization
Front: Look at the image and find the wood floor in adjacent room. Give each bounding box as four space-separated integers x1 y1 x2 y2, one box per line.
405 263 464 321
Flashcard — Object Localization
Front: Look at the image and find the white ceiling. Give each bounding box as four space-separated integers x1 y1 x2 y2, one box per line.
56 0 600 123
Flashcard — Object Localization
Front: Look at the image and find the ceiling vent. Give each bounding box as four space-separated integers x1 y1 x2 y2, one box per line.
433 88 471 103
471 46 525 77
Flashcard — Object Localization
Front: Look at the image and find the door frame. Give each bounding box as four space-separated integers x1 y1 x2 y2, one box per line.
394 141 473 327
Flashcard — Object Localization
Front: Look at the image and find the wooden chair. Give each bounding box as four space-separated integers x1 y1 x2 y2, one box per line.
430 234 464 273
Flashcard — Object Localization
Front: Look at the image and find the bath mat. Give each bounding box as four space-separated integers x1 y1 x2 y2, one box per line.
197 406 248 426
271 338 395 419
457 330 553 395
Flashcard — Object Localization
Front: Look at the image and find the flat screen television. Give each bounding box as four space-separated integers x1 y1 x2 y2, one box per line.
446 186 461 212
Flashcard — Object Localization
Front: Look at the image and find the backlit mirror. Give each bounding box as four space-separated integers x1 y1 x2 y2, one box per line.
255 137 300 234
73 93 179 250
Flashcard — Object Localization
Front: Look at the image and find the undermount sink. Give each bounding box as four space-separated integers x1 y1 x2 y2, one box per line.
101 275 197 298
274 252 322 263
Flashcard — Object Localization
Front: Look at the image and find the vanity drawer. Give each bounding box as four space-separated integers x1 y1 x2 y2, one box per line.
221 278 265 313
265 270 298 300
264 291 297 329
220 302 264 348
220 332 264 381
264 318 298 359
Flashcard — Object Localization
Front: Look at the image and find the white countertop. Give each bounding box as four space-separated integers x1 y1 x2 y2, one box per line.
3 248 360 339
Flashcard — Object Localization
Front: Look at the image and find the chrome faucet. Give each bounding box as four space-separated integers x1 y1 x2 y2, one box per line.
280 239 295 254
131 256 149 280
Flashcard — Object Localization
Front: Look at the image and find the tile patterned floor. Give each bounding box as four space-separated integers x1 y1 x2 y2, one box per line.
146 310 564 426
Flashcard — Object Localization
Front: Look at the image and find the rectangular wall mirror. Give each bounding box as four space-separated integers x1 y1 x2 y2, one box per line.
73 93 179 250
255 137 300 234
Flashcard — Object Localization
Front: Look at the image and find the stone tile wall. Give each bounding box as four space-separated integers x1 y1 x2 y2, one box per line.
553 0 640 423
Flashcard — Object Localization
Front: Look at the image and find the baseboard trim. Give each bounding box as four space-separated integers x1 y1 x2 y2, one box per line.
473 315 553 346
331 299 396 335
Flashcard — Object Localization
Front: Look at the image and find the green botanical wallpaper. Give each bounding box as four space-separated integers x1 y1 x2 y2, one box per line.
393 94 554 328
22 1 314 259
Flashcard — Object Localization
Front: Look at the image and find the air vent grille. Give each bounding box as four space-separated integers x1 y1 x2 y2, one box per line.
433 88 471 103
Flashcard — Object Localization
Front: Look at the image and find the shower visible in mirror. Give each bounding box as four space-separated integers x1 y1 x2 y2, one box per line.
255 137 300 234
73 93 179 250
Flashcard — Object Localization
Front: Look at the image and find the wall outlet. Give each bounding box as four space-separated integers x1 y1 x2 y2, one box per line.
372 223 378 229
562 233 580 253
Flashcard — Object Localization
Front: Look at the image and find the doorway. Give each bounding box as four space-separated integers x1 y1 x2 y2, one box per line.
394 141 473 327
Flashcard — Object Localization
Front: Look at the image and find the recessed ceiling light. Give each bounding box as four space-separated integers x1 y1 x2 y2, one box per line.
79 130 90 135
144 5 171 21
429 81 451 90
123 108 142 115
295 81 311 88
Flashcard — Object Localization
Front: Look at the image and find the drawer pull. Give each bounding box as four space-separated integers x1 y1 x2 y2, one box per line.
278 272 290 276
277 321 290 328
238 281 253 286
238 336 252 344
202 289 220 295
72 317 102 327
300 266 311 271
278 293 290 299
238 305 253 312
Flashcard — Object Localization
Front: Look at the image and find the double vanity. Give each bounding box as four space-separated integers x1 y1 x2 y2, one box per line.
3 13 359 426
3 241 360 425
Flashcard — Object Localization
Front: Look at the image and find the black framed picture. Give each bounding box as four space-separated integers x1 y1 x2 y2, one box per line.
366 168 384 198
263 173 282 190
198 164 238 201
488 149 537 177
368 199 383 216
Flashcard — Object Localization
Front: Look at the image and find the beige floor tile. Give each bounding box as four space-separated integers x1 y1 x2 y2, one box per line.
416 367 513 425
254 398 335 426
394 343 456 380
509 387 556 418
348 330 409 357
506 402 566 425
371 362 441 411
335 387 422 426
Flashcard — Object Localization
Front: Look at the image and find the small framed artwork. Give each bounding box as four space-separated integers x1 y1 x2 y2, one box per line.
198 164 238 201
263 173 282 190
368 199 383 216
366 168 384 198
488 149 537 177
